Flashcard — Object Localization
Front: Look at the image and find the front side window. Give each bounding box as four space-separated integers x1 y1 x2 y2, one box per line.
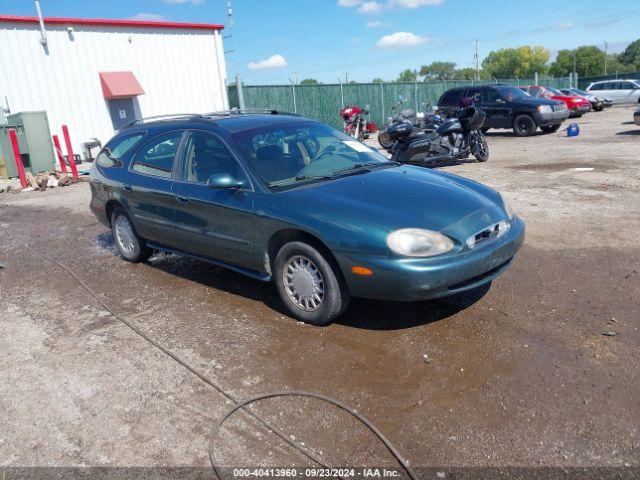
232 122 392 188
590 83 603 91
96 133 144 168
465 87 482 105
180 131 247 184
131 131 183 179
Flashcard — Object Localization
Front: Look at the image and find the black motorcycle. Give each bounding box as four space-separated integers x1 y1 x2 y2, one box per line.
387 105 489 165
378 96 443 149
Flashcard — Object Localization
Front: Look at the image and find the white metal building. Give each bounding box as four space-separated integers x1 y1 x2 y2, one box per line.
0 14 228 158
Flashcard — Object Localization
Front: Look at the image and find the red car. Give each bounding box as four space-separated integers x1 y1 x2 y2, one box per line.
519 85 591 118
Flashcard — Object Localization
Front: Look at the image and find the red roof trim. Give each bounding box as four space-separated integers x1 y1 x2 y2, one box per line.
0 14 224 31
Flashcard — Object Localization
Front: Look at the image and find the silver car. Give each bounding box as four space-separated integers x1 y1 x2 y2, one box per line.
586 79 640 104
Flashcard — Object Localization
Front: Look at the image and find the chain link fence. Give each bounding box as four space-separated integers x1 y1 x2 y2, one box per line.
228 76 572 129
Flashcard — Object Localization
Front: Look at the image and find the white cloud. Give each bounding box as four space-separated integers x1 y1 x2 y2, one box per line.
390 0 444 7
129 13 165 21
376 31 428 49
358 1 382 13
247 54 288 71
163 0 205 4
337 0 361 5
365 20 383 27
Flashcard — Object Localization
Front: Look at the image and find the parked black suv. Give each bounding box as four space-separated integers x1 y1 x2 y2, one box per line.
436 84 570 136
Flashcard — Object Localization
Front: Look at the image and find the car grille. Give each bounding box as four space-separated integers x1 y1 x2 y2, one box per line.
466 220 510 249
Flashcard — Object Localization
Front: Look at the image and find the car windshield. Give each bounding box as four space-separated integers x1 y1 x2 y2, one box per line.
232 121 394 187
547 87 564 96
495 86 531 101
573 88 589 96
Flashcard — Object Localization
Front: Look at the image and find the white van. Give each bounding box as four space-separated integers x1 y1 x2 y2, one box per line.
586 79 640 104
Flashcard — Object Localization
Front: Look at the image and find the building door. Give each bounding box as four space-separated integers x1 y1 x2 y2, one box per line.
107 97 139 130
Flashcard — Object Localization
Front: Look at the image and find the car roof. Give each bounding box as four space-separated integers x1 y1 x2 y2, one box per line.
590 79 639 84
118 111 307 135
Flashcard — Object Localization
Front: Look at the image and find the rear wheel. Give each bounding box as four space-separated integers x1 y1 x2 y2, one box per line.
513 115 537 136
111 207 150 263
541 123 561 133
274 241 350 325
378 129 394 149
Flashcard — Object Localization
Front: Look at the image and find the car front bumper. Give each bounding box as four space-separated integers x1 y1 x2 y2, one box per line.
569 103 591 116
336 216 525 302
534 110 569 126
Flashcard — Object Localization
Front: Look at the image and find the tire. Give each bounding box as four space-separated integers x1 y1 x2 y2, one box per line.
378 129 394 149
111 207 150 263
593 106 604 112
274 241 350 326
541 124 561 133
513 114 537 136
470 132 489 162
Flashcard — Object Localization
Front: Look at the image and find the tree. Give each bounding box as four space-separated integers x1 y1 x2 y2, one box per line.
453 67 478 80
606 53 637 75
482 45 549 78
619 38 640 69
419 61 456 80
371 77 384 83
299 78 320 85
396 69 418 82
550 46 605 77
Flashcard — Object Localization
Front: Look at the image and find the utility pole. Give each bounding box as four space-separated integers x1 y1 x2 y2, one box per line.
573 49 577 88
474 38 480 81
345 72 349 84
604 41 608 75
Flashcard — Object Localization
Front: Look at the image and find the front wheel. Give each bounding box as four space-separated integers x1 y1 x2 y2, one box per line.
513 114 537 136
378 128 394 149
470 132 489 162
274 241 350 325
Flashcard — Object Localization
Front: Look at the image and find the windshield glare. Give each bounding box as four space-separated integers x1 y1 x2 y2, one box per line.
232 122 391 187
495 86 530 101
547 87 563 96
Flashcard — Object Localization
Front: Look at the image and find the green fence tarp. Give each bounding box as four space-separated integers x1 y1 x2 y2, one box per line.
229 77 572 129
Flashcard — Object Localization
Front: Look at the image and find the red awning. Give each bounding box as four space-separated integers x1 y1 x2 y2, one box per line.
99 71 144 99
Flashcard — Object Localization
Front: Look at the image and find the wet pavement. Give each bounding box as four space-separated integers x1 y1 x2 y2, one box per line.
1 106 639 472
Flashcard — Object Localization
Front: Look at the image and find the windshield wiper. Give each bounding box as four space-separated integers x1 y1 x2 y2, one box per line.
330 161 400 177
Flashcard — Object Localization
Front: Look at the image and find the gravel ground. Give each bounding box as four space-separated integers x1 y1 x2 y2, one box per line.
0 106 638 475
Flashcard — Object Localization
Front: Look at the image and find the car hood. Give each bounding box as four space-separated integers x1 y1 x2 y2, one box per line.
511 96 562 108
273 166 508 246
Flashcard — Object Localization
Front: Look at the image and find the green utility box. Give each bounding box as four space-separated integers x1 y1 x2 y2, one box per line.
0 111 54 179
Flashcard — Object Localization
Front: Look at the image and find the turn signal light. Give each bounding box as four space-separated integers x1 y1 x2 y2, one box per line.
351 266 374 276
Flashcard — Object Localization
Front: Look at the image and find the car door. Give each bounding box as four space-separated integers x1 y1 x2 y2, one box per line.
172 130 255 269
480 86 510 128
599 82 618 102
618 81 639 104
126 130 185 246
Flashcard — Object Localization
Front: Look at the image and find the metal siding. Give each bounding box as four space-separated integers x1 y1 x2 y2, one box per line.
0 22 227 157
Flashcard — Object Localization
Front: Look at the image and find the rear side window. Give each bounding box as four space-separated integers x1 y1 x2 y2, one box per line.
620 81 635 90
465 87 482 105
96 133 144 168
131 131 183 179
438 89 462 106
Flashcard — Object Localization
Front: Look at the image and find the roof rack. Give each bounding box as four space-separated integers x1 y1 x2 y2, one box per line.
203 108 300 117
121 109 300 129
122 113 203 128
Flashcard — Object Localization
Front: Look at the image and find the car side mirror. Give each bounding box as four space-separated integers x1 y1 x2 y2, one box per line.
207 173 244 190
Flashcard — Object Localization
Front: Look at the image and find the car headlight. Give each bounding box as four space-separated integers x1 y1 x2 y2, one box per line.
387 228 454 257
500 194 515 220
537 105 552 114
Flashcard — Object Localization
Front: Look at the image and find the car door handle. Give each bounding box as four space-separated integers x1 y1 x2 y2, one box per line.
176 195 190 204
123 184 132 191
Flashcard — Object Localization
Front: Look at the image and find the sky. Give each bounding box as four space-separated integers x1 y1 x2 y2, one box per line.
4 0 640 84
